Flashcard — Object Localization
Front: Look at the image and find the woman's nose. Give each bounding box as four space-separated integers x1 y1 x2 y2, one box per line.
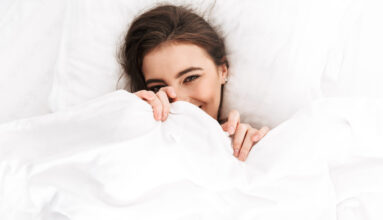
171 90 190 103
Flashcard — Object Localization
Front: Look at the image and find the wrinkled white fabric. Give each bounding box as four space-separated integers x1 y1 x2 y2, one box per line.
0 90 382 220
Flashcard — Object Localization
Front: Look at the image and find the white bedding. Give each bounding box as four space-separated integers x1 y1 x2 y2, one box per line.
1 91 382 220
2 0 383 128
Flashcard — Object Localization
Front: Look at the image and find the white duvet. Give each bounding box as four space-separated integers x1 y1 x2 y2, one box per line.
1 90 382 220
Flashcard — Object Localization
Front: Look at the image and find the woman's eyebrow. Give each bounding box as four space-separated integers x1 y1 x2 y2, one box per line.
145 79 164 85
176 67 203 78
145 67 203 85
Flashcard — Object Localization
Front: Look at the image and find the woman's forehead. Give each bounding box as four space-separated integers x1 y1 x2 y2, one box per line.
142 42 213 79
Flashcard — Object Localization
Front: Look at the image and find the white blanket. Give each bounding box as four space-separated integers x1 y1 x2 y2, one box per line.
1 90 382 220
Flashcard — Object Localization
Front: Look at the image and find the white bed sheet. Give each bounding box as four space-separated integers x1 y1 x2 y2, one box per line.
0 91 382 220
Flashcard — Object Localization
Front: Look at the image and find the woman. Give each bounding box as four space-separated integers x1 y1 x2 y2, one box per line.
119 4 269 161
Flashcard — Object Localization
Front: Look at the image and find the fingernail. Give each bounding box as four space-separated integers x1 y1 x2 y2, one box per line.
234 149 239 157
157 112 162 121
162 112 167 121
229 126 235 134
252 135 259 142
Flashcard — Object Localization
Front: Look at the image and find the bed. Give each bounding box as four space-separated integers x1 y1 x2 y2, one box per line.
1 0 383 219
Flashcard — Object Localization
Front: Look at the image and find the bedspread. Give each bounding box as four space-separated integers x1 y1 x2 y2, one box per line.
0 90 382 220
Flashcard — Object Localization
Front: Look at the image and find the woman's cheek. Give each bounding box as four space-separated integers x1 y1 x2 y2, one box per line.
194 79 215 101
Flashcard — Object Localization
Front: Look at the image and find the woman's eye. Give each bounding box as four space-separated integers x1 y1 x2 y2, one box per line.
183 75 200 83
148 86 163 93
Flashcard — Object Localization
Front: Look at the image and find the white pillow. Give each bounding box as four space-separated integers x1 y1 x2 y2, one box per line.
48 0 383 128
49 0 209 111
219 0 383 128
0 0 66 124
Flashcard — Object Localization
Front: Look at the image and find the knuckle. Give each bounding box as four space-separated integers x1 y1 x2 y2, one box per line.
135 90 145 96
153 99 162 107
154 95 162 103
233 141 242 148
147 90 156 96
229 115 239 123
230 110 239 119
238 123 247 130
156 90 165 96
231 110 239 118
230 109 239 115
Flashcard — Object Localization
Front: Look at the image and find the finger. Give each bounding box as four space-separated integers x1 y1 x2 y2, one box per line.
227 110 240 135
135 90 155 101
252 126 270 142
156 90 171 121
238 128 257 161
221 121 229 132
160 86 177 100
232 123 250 157
151 95 163 121
135 90 162 121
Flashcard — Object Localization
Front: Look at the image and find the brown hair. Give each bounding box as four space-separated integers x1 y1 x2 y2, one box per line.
118 4 229 92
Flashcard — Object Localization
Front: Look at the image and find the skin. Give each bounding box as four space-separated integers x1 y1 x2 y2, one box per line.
135 42 269 161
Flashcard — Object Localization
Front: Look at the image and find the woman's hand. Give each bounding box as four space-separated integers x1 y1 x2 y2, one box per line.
134 86 176 121
221 110 270 161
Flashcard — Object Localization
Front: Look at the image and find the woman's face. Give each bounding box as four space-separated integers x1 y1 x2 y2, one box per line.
142 42 228 120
